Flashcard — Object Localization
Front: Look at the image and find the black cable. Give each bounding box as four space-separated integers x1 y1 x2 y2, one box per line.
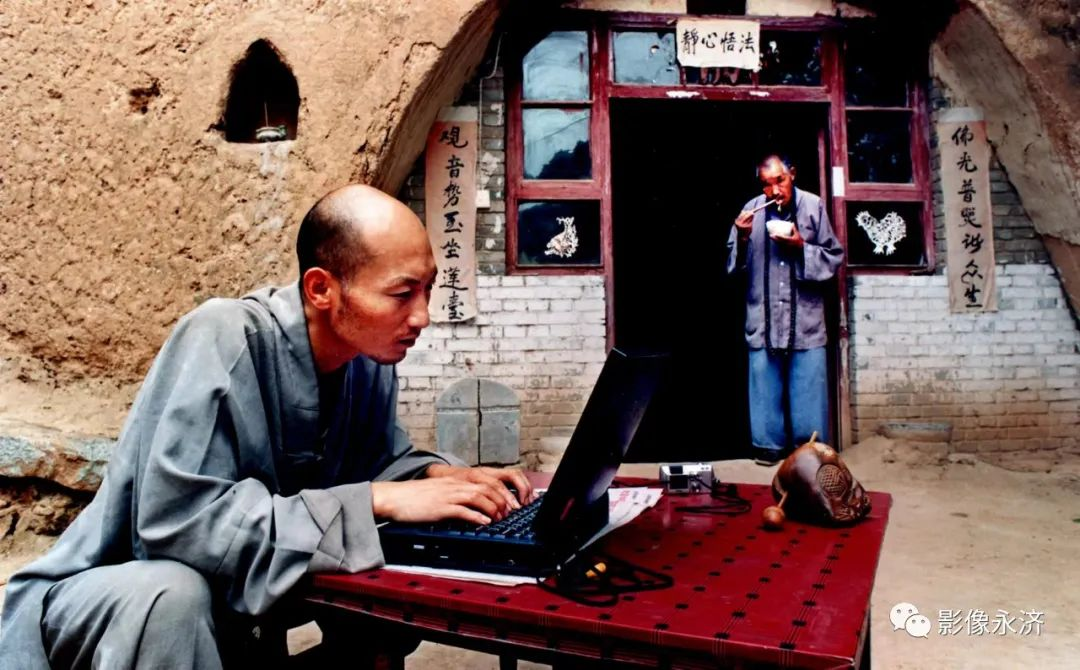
537 551 674 607
674 476 752 516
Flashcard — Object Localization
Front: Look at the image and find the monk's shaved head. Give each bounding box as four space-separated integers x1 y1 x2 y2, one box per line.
297 184 436 370
296 184 422 281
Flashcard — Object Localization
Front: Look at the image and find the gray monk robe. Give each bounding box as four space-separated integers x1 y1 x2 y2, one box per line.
0 283 453 668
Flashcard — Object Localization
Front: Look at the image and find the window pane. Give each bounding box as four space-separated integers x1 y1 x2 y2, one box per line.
758 31 821 86
847 111 912 183
517 200 601 266
846 201 925 266
523 31 590 101
845 33 908 106
523 108 591 180
613 31 679 85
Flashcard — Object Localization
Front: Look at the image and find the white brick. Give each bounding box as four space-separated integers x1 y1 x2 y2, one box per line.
498 288 539 299
405 377 432 390
573 348 608 363
537 311 590 324
1004 264 1044 275
539 350 576 363
402 350 454 365
453 351 497 364
395 363 444 380
445 339 493 352
496 351 527 364
489 312 539 325
498 337 541 351
914 286 949 299
521 286 584 300
425 325 455 340
573 324 606 337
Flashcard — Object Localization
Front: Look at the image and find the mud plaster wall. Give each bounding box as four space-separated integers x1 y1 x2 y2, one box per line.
0 0 503 437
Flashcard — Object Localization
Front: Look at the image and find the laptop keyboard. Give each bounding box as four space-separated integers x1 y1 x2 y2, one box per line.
418 493 545 540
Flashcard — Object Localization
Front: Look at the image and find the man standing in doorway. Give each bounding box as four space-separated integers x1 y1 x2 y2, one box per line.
726 155 844 465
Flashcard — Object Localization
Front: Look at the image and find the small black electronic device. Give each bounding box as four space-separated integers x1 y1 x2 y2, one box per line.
659 462 714 493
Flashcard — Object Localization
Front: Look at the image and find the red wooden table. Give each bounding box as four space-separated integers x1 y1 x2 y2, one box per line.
306 483 891 669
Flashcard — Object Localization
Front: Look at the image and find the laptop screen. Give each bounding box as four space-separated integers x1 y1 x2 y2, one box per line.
534 347 668 546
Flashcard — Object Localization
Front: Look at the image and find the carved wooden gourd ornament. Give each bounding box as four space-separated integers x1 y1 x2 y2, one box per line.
762 432 872 530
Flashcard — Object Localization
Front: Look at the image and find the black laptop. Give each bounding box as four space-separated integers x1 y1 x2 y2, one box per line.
378 347 668 576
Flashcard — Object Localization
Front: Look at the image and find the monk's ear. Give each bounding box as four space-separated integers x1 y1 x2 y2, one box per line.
302 267 339 311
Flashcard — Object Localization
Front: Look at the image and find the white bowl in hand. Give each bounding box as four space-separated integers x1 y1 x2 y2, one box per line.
766 220 795 238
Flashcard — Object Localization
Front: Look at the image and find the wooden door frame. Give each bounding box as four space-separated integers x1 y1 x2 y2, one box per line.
505 12 934 450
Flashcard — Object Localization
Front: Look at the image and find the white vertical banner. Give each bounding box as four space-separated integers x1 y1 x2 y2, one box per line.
940 108 997 312
425 107 478 323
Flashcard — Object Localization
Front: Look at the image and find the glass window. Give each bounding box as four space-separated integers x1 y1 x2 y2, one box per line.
613 32 679 85
847 111 913 183
758 32 821 86
517 200 601 266
846 201 926 266
845 33 908 107
523 31 590 101
523 109 591 180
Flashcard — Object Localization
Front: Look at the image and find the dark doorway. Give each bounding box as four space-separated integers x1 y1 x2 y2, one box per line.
612 100 827 461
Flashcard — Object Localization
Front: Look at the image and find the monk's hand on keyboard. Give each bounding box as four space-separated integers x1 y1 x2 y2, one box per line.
425 464 536 508
371 477 515 525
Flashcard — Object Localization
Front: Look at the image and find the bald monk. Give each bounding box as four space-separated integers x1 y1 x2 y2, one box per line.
0 185 534 668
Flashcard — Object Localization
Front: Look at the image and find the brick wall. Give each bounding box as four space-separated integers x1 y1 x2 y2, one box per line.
397 276 607 453
847 78 1079 451
850 267 1080 452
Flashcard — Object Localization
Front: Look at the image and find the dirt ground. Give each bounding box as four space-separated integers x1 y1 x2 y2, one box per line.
2 437 1078 669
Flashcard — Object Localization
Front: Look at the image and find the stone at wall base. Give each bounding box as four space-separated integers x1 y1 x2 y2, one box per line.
0 421 112 492
877 421 953 444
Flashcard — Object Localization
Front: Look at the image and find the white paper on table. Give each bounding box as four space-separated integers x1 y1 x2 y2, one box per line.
382 487 665 585
381 564 537 586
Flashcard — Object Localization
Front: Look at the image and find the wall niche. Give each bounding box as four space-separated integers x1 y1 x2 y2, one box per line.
222 40 300 143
